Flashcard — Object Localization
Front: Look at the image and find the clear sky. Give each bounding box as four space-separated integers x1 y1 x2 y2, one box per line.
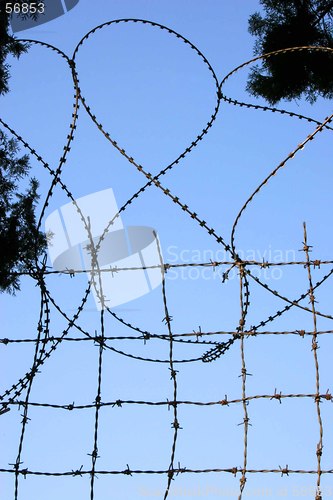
1 1 333 499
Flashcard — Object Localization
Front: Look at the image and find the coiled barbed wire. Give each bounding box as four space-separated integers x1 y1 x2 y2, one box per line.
1 19 333 500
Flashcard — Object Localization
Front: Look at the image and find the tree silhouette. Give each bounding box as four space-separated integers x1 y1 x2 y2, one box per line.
247 0 333 103
0 2 29 94
0 5 46 294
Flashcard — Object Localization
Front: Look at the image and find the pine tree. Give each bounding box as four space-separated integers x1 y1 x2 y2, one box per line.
247 0 333 103
0 5 46 293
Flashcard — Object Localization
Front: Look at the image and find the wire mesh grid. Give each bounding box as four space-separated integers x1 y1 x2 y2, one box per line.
1 19 333 500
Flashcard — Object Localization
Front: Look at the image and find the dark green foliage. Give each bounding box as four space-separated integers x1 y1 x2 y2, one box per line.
0 132 46 293
247 0 333 103
0 4 29 95
0 5 46 293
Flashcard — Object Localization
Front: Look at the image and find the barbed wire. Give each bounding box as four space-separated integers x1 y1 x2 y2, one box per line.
1 19 333 500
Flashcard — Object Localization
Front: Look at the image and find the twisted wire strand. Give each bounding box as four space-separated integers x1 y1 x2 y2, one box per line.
1 22 333 499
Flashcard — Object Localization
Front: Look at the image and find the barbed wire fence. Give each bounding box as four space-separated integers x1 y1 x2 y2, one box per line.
1 19 333 500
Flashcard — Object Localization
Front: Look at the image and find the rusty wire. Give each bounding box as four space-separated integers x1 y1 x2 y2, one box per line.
1 19 333 500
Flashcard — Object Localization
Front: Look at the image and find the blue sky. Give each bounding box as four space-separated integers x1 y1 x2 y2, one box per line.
1 1 333 499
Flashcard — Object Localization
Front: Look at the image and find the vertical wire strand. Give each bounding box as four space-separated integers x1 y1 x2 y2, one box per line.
303 223 324 499
238 263 250 499
13 286 49 500
154 232 180 499
90 309 105 500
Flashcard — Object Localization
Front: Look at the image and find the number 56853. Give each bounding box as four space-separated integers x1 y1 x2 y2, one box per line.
5 3 45 14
